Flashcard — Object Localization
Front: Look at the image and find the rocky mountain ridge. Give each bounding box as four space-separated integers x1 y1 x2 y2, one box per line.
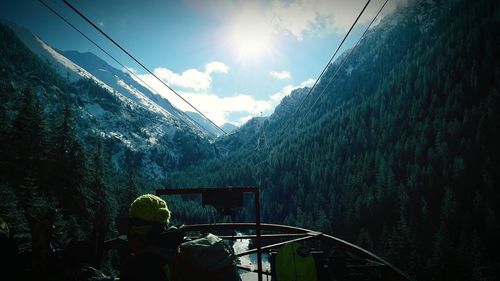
0 21 217 179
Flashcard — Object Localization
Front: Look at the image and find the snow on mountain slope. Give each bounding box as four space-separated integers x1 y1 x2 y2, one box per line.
2 21 215 179
59 50 197 126
4 21 103 83
3 21 205 137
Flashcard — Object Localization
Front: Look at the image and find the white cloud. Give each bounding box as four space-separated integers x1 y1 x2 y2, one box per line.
168 79 314 126
270 70 291 80
98 21 104 28
155 68 211 91
168 92 272 126
136 61 229 92
210 0 406 42
132 62 314 126
269 0 405 40
205 61 230 74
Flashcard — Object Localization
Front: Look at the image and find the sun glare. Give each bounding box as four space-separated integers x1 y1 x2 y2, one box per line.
226 9 276 62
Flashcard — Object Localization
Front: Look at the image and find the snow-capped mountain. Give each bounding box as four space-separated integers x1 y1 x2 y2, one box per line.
4 21 206 134
1 21 216 179
58 50 197 128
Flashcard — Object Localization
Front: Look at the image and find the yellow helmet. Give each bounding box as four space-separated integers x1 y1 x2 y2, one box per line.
129 194 171 236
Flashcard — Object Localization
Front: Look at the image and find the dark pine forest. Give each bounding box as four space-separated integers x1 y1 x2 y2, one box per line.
167 0 500 280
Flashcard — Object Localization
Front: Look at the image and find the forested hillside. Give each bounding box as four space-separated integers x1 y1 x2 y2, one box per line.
0 20 157 245
0 21 218 274
166 0 500 280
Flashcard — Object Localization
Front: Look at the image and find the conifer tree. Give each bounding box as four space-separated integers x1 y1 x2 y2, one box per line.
88 139 110 223
49 103 86 216
10 88 46 187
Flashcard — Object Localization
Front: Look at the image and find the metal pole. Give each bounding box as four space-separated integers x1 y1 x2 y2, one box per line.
218 233 310 240
255 189 263 281
235 234 320 257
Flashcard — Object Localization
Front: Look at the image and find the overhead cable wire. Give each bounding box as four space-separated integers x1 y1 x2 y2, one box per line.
281 0 372 134
251 0 390 170
61 0 227 135
300 0 390 124
37 0 218 138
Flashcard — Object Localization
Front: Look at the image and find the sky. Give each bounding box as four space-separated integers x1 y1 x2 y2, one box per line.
0 0 406 126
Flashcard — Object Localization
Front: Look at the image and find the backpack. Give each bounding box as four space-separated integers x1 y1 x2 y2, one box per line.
174 233 241 281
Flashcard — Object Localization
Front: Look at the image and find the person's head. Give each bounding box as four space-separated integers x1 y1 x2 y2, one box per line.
128 194 171 250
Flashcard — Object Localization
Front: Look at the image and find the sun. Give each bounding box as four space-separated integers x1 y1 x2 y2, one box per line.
225 9 276 62
230 22 272 59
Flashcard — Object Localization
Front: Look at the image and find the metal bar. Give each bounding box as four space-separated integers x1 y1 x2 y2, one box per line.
255 188 262 281
179 223 311 234
219 233 310 240
318 233 413 281
235 234 321 257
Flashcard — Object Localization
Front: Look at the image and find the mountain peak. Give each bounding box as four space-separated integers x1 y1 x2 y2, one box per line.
57 50 110 70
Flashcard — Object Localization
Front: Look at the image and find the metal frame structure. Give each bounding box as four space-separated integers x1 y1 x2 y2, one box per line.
156 187 264 281
156 187 412 281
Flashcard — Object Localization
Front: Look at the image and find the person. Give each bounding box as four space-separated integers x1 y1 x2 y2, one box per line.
120 194 182 281
121 194 241 281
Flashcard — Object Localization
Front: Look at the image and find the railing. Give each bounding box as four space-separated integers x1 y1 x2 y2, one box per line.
154 187 412 281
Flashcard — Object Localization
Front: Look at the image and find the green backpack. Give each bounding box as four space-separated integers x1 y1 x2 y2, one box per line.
174 233 241 281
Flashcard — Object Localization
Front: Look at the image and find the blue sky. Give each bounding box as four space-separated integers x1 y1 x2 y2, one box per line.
1 0 405 125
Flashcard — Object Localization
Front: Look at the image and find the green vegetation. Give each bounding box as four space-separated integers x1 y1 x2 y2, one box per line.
0 22 216 275
166 0 500 280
